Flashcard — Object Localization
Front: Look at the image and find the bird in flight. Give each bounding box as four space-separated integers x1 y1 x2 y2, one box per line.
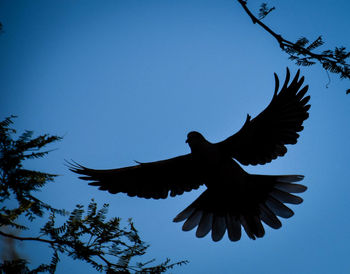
69 68 310 242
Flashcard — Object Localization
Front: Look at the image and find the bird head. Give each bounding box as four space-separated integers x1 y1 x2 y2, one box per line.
186 131 207 150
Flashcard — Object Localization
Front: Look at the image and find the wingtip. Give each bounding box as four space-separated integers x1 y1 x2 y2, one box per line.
286 67 290 76
65 159 87 174
288 69 302 90
273 73 280 96
64 159 79 170
282 67 291 90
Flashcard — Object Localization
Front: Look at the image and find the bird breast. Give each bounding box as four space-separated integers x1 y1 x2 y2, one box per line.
191 142 246 189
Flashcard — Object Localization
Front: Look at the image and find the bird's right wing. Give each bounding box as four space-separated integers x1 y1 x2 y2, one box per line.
216 68 310 165
68 154 204 199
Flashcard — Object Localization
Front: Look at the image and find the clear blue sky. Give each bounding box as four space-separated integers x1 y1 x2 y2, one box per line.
1 0 350 273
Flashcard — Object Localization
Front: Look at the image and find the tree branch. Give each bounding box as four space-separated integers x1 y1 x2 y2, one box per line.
0 230 144 272
0 230 137 272
0 230 55 245
237 0 319 57
236 0 350 88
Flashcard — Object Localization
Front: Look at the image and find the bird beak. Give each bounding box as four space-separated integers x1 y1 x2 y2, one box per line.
185 139 188 143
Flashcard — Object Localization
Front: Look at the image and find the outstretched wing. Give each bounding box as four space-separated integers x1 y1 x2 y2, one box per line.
68 154 204 199
217 68 310 165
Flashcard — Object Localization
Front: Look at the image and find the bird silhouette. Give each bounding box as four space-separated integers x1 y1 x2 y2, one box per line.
69 68 310 242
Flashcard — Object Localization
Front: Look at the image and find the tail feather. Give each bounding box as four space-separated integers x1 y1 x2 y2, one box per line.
212 216 226 242
276 175 304 182
226 214 241 241
173 207 195 222
173 174 306 241
241 215 265 240
270 189 303 204
182 210 202 231
275 182 307 193
196 212 213 238
259 203 282 229
265 196 294 218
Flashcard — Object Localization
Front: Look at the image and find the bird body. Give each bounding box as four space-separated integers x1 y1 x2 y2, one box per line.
186 131 232 187
69 68 310 242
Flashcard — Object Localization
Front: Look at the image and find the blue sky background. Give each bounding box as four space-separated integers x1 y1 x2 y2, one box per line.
1 0 350 273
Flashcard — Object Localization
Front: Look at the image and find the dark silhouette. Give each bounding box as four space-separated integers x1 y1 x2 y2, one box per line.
0 116 186 273
237 1 350 93
69 68 310 242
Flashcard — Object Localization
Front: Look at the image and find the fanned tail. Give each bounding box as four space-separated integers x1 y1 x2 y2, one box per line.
173 174 306 242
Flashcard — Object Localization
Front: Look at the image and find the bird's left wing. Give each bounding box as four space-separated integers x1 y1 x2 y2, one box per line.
216 68 310 165
68 154 204 199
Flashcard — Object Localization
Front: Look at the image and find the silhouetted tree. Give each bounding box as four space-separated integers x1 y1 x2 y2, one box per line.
0 116 187 273
237 1 350 94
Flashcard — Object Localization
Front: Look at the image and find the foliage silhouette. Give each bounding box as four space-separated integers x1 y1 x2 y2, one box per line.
0 116 187 273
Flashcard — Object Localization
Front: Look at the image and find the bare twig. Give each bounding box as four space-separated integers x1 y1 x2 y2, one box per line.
237 0 324 59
